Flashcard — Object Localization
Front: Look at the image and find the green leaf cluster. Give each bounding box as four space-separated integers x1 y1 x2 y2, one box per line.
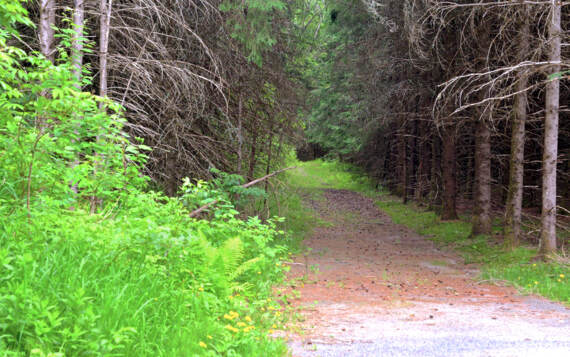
220 0 286 66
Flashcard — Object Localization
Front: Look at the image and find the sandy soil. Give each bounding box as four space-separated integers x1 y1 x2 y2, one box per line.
282 189 570 357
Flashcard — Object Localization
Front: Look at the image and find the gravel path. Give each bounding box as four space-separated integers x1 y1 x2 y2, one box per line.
285 189 570 357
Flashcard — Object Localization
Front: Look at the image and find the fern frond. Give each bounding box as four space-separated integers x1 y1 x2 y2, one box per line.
229 257 261 281
220 237 244 275
230 282 253 294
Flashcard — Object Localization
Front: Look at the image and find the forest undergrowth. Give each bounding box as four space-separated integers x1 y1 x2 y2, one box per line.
295 160 570 305
0 3 306 355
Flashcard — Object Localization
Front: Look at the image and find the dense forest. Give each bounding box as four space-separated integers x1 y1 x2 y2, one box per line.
300 0 569 255
0 0 568 355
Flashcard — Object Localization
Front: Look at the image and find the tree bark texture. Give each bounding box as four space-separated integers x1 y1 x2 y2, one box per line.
39 0 55 62
237 94 244 176
72 0 85 86
539 1 561 256
471 120 492 236
99 0 113 98
247 127 258 181
504 7 529 249
441 125 458 220
399 119 408 203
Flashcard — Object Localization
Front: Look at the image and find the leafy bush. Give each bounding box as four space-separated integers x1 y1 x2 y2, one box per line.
0 4 289 356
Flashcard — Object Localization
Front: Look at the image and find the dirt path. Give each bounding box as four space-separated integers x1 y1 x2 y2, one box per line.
284 189 570 357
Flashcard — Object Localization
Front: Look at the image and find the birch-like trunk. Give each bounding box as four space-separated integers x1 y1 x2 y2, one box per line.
91 0 113 213
99 0 113 98
71 0 85 87
471 119 492 236
70 0 85 196
39 0 55 62
539 1 561 256
504 6 529 249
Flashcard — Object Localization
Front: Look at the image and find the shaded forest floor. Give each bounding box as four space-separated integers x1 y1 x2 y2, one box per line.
279 162 570 357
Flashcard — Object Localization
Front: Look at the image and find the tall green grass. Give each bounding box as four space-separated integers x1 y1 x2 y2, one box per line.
286 159 376 193
0 191 291 356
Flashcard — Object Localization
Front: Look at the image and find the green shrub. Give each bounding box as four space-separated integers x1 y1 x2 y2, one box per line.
0 5 289 356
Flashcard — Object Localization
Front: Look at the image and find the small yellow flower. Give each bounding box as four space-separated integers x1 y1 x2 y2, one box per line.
272 324 277 329
198 287 204 292
558 279 562 282
532 263 537 267
207 335 213 340
228 295 234 300
237 322 247 327
199 341 207 348
269 329 274 333
257 271 261 274
276 263 281 267
261 307 265 311
560 274 565 279
275 311 281 317
223 311 239 320
534 281 539 285
225 324 239 333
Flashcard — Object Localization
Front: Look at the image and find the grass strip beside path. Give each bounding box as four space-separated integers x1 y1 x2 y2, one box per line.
289 160 569 305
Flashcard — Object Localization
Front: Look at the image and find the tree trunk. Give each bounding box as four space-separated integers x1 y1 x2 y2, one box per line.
71 0 84 87
471 120 492 235
441 125 458 220
409 117 418 201
539 1 561 257
39 0 55 63
263 127 274 216
504 7 529 249
237 94 244 176
247 127 258 181
99 0 113 98
430 132 442 209
399 119 408 203
91 0 113 213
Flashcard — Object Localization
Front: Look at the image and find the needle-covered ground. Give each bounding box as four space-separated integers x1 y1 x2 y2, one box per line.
281 163 570 357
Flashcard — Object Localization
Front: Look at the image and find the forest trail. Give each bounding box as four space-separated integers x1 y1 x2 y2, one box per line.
284 188 570 357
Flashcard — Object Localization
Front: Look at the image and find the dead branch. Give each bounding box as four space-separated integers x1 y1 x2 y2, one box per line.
188 166 297 218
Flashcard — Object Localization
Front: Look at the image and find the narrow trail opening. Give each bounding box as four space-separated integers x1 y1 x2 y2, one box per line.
284 188 570 357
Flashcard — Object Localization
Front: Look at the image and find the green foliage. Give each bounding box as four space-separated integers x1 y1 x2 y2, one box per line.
298 0 382 155
0 191 290 355
179 168 266 218
0 4 290 356
220 0 286 66
0 0 31 34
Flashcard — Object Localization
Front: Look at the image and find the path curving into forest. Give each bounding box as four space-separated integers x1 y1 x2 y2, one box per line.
285 188 570 357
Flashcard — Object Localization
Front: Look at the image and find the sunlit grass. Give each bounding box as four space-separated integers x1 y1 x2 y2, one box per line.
378 197 569 304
